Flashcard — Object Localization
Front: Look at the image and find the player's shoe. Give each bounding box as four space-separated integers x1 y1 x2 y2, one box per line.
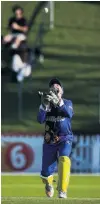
45 184 54 198
58 191 67 198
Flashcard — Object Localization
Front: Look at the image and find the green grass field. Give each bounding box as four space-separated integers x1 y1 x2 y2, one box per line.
1 175 100 204
1 2 100 133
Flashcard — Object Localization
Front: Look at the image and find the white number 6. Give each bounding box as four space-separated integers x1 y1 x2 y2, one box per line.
10 145 26 169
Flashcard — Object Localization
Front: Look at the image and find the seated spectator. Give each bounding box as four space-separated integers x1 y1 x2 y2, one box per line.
12 43 32 82
3 5 28 49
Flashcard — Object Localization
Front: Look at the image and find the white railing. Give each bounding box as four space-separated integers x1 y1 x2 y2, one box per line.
71 135 100 173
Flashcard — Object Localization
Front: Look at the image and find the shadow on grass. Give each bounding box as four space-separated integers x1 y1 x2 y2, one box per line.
55 23 100 32
44 52 100 65
44 43 100 54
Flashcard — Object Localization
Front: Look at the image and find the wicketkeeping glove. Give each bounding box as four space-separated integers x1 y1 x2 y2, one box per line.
41 93 50 109
46 91 60 107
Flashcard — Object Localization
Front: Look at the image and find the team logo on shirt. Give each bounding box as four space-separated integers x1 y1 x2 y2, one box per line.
45 125 50 131
46 116 65 122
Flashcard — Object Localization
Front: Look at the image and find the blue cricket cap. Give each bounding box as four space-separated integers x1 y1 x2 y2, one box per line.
49 78 62 88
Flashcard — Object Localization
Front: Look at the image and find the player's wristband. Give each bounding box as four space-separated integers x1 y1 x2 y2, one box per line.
58 99 64 107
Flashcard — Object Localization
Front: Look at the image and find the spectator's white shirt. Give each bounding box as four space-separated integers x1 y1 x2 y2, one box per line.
12 54 31 77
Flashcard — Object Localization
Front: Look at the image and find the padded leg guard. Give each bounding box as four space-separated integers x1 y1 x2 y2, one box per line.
41 175 53 186
41 175 54 197
58 156 71 193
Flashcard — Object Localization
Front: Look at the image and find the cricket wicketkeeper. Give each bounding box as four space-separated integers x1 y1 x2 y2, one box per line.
37 78 74 198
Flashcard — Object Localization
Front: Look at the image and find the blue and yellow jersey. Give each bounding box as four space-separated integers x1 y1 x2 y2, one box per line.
37 99 74 143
